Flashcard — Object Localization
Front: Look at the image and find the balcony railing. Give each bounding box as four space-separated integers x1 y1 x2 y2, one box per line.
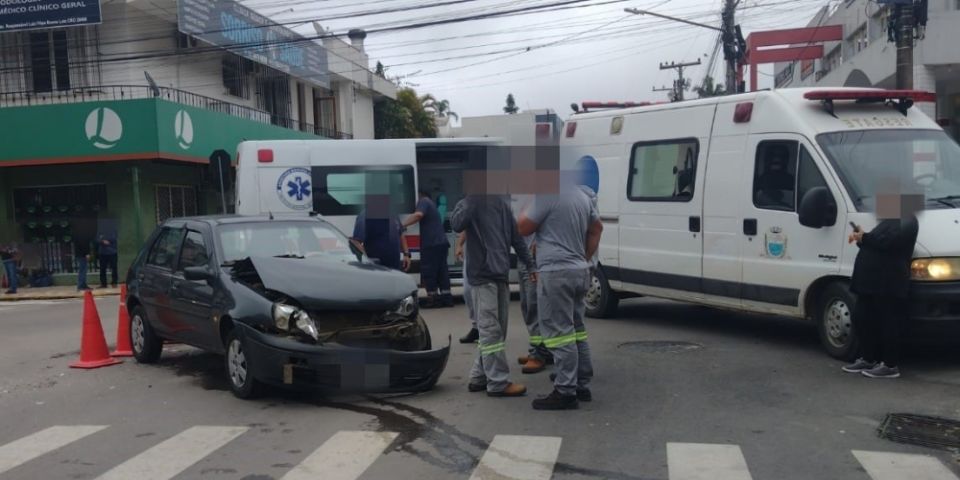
0 85 352 140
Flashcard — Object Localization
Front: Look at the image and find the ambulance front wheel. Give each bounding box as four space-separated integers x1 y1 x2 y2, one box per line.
816 282 860 361
586 266 619 319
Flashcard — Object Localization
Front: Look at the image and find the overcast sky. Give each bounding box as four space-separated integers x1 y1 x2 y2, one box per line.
249 0 830 119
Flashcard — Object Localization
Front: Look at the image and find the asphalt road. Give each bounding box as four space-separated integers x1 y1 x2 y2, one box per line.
1 295 959 480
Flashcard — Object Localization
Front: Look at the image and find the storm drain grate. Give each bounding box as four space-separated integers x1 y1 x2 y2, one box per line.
878 413 960 452
617 341 702 354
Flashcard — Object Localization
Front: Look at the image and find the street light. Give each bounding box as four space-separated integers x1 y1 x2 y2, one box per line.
623 7 723 32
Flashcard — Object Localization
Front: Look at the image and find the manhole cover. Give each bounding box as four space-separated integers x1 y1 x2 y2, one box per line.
878 414 960 452
617 341 702 353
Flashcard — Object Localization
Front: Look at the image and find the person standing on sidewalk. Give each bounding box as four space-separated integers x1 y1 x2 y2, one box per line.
75 239 92 291
455 232 479 344
518 183 603 410
404 190 452 308
97 231 118 288
2 243 19 294
451 193 536 398
516 233 551 374
842 189 921 379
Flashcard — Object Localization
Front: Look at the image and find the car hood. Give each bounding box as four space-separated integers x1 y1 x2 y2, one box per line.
242 256 417 310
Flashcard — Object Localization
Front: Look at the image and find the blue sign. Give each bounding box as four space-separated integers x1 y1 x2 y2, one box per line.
0 0 102 33
576 156 600 193
178 0 329 88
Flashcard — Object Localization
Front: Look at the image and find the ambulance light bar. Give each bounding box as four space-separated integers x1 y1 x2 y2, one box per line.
803 90 936 117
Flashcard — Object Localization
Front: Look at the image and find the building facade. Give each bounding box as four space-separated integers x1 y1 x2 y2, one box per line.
773 0 960 137
0 0 396 285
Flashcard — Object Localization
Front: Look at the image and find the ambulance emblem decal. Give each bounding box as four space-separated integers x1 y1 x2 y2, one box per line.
765 226 787 259
276 168 312 210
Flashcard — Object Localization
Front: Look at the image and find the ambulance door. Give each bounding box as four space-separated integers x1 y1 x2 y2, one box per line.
739 134 844 315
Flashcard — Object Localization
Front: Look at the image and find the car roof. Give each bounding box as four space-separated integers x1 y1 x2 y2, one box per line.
162 215 327 227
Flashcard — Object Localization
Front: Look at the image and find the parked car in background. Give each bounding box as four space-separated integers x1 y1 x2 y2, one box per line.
125 215 449 399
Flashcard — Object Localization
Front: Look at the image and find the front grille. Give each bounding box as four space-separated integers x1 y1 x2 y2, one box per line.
878 413 960 452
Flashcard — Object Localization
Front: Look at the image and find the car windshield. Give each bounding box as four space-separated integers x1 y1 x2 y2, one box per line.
217 221 356 264
817 129 960 210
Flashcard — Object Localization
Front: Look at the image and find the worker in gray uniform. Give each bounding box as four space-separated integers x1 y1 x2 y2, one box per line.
516 232 551 374
451 193 536 398
518 184 603 410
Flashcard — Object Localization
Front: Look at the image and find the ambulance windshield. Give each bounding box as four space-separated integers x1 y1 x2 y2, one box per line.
817 129 960 211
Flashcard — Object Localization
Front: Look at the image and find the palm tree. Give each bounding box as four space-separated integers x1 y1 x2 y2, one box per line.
433 99 459 121
695 76 725 98
503 93 519 114
419 94 437 112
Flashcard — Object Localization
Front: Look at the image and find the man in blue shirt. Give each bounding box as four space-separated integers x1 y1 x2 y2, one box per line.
404 189 452 308
351 210 410 271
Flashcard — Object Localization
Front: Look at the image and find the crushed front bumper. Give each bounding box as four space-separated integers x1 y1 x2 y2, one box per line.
235 323 450 393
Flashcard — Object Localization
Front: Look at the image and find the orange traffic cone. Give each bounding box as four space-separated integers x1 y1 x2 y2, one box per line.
70 291 123 369
111 284 133 357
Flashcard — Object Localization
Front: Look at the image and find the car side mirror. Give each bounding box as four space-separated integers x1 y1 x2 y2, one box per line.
183 266 215 282
799 186 838 229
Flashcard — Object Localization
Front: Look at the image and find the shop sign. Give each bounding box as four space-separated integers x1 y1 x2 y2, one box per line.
178 0 329 88
0 0 102 33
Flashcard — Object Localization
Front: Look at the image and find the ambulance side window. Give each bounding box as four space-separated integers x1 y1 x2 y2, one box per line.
627 138 699 202
796 146 828 206
753 141 799 211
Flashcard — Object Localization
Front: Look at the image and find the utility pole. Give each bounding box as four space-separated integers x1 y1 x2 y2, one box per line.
659 59 701 102
652 85 674 101
895 2 914 89
721 0 738 94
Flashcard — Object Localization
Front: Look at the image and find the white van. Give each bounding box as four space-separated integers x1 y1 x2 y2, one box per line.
234 137 504 276
562 88 960 359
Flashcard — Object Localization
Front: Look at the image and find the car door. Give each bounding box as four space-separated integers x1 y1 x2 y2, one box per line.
739 135 844 315
618 137 704 298
167 228 219 350
137 226 184 338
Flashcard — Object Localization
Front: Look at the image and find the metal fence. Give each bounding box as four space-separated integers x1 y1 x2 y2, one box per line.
0 85 352 139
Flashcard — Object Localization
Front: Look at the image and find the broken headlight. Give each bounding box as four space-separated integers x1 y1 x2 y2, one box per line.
272 303 320 341
391 294 417 317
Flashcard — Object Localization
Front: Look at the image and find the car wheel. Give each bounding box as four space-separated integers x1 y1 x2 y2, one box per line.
816 282 860 361
586 267 619 319
130 306 163 364
224 330 263 399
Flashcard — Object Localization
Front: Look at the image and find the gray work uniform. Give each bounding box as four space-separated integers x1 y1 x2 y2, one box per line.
451 195 535 393
528 188 598 396
462 252 476 329
518 235 548 360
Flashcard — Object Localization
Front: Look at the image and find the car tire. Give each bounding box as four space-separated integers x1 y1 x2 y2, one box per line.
816 282 860 361
586 266 619 319
224 330 263 399
130 306 163 364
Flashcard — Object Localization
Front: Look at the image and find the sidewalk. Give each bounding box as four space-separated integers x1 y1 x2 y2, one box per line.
0 285 121 302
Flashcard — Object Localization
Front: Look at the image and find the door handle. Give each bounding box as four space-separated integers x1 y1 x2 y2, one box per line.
743 218 758 236
689 216 701 233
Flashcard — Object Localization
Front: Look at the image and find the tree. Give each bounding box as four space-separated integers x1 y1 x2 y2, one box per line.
374 87 437 139
694 76 725 98
426 98 458 121
503 93 519 114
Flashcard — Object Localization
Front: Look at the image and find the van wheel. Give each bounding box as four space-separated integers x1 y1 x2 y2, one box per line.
225 331 263 399
816 282 860 361
586 267 619 319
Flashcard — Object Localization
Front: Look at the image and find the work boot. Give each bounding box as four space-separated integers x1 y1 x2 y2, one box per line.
419 296 440 309
841 358 877 373
532 390 579 410
459 328 479 344
487 383 527 397
517 355 534 365
862 362 901 379
468 381 487 393
519 353 554 365
522 358 546 374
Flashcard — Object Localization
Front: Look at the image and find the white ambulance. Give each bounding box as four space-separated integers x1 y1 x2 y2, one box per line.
562 88 960 359
233 137 504 276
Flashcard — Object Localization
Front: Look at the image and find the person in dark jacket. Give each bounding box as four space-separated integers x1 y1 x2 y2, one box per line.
97 231 119 288
842 191 922 379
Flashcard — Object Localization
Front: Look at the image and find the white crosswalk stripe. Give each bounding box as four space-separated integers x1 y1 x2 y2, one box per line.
94 426 248 480
667 442 753 480
469 434 562 480
280 430 398 480
853 450 960 480
0 425 108 475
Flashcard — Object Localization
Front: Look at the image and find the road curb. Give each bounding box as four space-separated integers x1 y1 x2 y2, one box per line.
0 291 120 302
